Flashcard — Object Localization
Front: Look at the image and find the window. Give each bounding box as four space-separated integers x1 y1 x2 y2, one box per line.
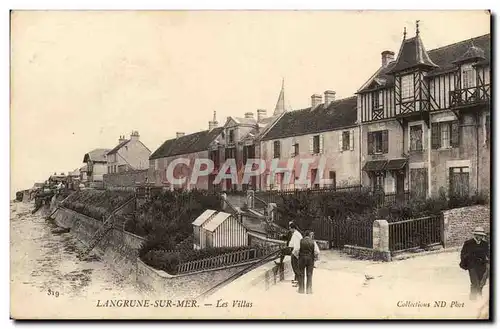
210 150 219 168
243 145 255 164
311 169 319 188
342 131 350 151
401 74 414 99
273 141 281 158
462 64 475 89
410 168 428 199
313 136 320 154
228 130 235 143
225 147 236 160
328 171 336 189
410 125 423 151
371 174 384 192
293 143 299 157
449 167 470 198
372 91 382 109
368 130 388 154
339 130 354 151
431 121 459 149
441 124 450 148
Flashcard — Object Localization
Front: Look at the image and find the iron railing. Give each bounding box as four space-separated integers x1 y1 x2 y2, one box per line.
388 214 443 252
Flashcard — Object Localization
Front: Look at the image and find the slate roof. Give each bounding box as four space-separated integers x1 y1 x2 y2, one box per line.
358 34 491 93
387 35 438 74
83 148 110 163
68 168 81 176
261 96 357 141
233 117 257 125
107 139 130 155
150 127 224 160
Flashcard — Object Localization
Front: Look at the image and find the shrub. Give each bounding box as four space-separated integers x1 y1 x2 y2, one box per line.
128 189 222 257
60 189 133 220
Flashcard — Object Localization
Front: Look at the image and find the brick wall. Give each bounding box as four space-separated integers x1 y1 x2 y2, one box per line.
443 205 490 248
103 169 148 189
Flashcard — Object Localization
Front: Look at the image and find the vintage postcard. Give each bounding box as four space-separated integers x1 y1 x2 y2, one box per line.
10 10 491 320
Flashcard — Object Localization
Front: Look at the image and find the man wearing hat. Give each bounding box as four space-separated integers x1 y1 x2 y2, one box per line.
460 227 490 300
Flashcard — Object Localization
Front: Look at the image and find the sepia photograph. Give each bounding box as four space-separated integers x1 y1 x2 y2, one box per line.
9 9 492 320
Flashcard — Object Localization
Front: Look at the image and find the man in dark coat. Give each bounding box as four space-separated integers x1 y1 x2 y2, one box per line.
297 230 320 294
460 227 490 300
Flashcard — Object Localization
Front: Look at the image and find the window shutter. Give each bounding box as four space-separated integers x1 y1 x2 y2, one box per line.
338 132 343 151
350 130 354 150
486 115 490 142
431 123 441 149
451 120 460 148
382 130 389 154
309 137 314 154
319 135 324 154
367 132 374 155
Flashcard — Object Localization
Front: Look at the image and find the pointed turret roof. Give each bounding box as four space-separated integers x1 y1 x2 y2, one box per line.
273 79 286 116
388 22 438 74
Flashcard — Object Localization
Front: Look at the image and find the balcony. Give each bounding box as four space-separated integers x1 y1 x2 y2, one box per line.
449 84 490 109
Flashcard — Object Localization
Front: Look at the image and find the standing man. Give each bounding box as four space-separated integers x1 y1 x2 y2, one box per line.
460 227 490 300
289 222 303 287
297 230 320 294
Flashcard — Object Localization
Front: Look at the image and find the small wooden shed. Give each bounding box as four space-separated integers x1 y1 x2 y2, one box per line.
192 210 248 250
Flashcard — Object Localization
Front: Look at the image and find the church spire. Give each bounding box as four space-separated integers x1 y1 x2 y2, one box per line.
273 78 286 116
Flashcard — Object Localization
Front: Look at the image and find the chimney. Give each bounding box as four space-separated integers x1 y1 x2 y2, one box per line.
209 111 218 130
311 94 322 108
324 90 336 107
130 131 140 141
381 50 395 67
176 132 185 138
119 135 126 143
244 112 254 119
257 109 267 122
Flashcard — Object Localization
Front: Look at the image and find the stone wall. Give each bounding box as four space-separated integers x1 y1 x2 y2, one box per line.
248 232 285 248
442 205 490 248
343 245 374 259
136 258 258 299
53 207 145 279
103 169 148 189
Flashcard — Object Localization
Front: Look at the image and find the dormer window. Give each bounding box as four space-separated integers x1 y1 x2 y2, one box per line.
228 130 235 143
401 75 414 100
372 91 382 110
461 64 475 89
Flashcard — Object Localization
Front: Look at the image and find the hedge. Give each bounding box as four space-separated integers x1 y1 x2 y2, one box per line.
276 188 489 229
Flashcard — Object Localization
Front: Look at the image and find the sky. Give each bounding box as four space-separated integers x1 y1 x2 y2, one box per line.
10 10 490 196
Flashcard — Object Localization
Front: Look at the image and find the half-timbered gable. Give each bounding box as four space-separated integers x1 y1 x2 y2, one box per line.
358 21 490 200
